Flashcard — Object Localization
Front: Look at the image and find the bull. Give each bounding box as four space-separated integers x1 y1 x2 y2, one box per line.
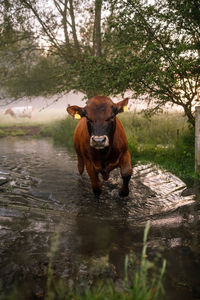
5 106 33 119
67 96 132 197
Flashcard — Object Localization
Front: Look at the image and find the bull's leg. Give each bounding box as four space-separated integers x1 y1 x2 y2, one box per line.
85 160 102 196
77 154 84 175
119 151 132 197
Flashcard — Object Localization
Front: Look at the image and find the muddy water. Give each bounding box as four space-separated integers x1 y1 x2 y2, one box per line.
0 137 200 300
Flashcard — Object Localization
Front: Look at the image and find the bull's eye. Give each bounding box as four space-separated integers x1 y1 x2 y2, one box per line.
86 115 92 122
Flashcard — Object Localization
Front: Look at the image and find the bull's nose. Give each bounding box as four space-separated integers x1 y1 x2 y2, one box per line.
90 135 109 149
92 136 106 144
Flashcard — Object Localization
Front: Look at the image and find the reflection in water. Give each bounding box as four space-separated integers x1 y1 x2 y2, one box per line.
0 137 200 300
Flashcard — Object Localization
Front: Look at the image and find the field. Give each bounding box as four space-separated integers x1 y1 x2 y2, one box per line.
43 111 196 186
120 112 196 185
0 109 197 185
0 108 66 137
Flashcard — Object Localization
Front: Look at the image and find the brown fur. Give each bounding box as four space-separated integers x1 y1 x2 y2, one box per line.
5 108 16 118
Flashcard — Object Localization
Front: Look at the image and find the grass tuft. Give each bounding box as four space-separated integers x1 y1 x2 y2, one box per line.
0 223 166 300
43 221 166 300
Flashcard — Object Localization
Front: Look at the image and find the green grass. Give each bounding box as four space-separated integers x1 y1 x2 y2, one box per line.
0 127 26 136
1 110 197 184
119 112 187 146
40 117 78 150
118 112 197 185
0 129 6 137
45 112 197 185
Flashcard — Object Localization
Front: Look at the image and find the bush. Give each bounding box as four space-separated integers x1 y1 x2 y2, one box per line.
41 117 78 150
119 112 188 146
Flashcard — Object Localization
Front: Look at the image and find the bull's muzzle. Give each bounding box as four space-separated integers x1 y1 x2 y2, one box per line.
90 135 109 149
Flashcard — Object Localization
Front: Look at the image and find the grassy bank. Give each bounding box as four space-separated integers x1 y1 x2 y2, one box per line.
0 109 66 137
0 111 197 185
45 112 197 185
0 125 43 137
120 112 196 185
39 117 77 150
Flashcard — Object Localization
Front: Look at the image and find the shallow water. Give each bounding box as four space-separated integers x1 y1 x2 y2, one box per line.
0 137 200 299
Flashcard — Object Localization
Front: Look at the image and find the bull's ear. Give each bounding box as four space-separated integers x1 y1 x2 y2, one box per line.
114 98 129 114
67 105 85 119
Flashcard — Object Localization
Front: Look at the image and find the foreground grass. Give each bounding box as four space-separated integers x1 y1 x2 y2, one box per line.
0 222 166 300
45 223 166 300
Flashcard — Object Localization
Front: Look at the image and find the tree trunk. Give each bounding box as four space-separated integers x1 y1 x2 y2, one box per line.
69 0 80 53
62 0 70 48
93 0 102 56
184 106 195 126
54 0 71 49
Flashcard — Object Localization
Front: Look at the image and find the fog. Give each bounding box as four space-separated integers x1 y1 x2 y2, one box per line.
0 91 183 124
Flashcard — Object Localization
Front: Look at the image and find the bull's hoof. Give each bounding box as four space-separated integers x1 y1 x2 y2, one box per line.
93 187 102 197
119 189 129 197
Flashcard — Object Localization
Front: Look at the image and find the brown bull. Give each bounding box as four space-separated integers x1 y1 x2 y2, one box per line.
67 96 132 197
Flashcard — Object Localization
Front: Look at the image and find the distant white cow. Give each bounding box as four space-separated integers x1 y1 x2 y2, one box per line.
4 106 33 119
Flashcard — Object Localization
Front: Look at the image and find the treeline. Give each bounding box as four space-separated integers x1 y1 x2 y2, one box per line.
0 0 199 125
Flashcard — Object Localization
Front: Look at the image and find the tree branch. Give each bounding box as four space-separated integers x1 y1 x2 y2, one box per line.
93 0 102 56
68 0 80 53
19 0 66 59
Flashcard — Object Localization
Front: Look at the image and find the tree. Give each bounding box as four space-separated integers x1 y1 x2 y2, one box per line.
106 0 200 125
0 0 105 99
0 0 43 99
15 0 108 98
1 0 199 126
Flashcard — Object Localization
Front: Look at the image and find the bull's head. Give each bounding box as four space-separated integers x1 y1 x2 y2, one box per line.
67 96 129 150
